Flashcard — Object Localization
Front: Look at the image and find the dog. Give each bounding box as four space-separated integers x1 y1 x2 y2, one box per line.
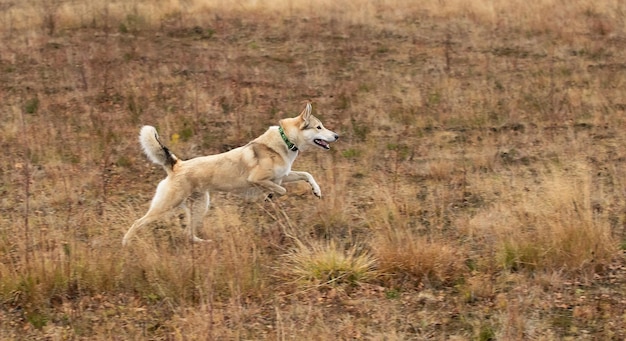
122 103 339 246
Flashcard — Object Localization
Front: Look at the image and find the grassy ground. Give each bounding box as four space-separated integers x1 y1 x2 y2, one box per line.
2 0 626 339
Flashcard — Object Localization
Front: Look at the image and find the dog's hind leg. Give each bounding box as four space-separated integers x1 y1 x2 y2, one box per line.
123 214 161 246
122 178 188 246
184 191 211 243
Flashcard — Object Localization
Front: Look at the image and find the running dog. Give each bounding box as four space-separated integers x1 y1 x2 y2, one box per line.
122 103 339 246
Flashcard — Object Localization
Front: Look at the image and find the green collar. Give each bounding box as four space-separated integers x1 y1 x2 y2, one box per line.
278 126 298 152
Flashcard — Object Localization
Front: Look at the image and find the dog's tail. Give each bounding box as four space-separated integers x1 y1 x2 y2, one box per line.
139 126 178 172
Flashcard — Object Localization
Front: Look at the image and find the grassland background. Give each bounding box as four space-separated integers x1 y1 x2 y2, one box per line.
2 0 626 339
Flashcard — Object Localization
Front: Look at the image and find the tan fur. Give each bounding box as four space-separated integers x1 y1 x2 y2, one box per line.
122 103 338 246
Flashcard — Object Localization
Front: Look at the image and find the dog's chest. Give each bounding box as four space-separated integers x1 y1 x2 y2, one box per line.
277 163 293 179
275 152 297 179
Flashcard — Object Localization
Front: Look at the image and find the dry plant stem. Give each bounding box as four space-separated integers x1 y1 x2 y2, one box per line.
100 152 110 216
391 127 404 197
444 32 452 74
260 199 298 242
20 107 31 268
190 236 198 303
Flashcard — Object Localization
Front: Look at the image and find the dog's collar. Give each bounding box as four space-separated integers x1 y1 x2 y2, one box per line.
278 126 298 152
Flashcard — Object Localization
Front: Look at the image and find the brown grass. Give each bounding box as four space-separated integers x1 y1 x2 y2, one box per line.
2 0 626 339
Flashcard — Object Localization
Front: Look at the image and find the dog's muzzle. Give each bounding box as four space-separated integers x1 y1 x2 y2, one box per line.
314 134 338 150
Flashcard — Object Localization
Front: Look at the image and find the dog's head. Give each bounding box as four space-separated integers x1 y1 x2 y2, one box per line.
282 103 339 151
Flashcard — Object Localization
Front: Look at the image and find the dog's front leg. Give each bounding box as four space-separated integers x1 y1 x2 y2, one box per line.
251 179 287 195
247 169 287 195
282 171 321 198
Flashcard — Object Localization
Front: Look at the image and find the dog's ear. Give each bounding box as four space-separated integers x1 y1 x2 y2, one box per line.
298 103 312 129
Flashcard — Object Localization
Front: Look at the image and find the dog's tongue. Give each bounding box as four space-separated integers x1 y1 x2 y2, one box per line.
315 139 330 149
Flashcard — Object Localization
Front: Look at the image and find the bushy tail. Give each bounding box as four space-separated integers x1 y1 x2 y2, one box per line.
139 126 178 171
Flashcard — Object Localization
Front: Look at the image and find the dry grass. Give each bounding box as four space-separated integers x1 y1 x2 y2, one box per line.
280 239 378 288
2 0 626 339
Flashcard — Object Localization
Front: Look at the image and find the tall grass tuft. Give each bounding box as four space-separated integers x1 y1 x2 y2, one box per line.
371 228 467 285
281 239 378 288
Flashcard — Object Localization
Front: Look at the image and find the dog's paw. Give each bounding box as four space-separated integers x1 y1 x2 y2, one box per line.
191 236 212 243
275 186 287 196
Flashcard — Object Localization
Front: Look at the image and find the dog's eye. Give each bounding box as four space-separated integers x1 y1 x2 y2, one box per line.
316 126 322 130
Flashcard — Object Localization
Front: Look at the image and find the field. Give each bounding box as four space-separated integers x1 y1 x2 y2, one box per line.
2 0 626 339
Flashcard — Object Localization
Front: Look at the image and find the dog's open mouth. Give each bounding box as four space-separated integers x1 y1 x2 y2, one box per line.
314 139 331 150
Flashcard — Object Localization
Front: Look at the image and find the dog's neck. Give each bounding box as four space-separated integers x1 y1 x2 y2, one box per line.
278 125 298 152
